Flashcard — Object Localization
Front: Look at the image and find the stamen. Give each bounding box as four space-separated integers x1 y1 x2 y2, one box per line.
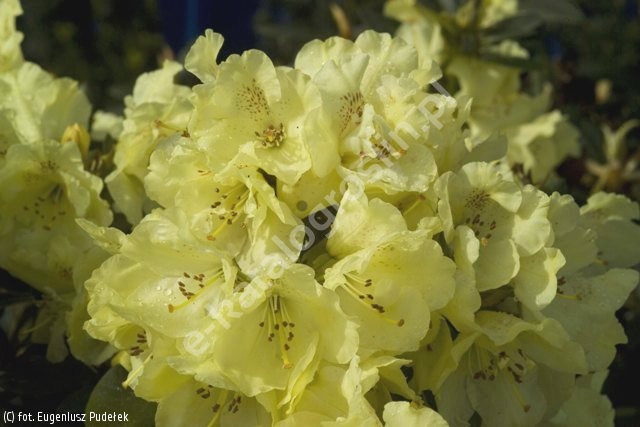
595 257 609 266
555 291 582 301
400 194 426 217
506 369 531 413
255 123 286 148
227 394 242 414
168 269 225 313
206 186 250 241
153 119 189 137
341 275 404 327
206 389 229 427
122 353 153 389
19 315 53 334
263 296 295 369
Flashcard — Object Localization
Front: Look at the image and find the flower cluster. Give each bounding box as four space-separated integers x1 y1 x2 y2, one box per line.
81 27 639 426
386 0 581 184
0 0 113 363
1 1 639 426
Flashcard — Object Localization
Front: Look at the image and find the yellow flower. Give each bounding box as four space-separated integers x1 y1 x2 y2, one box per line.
324 188 455 353
189 49 320 185
106 60 192 225
0 0 23 72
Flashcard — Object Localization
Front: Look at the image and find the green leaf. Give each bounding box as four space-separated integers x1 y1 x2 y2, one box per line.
85 366 156 427
57 384 95 414
481 15 543 43
519 0 584 25
476 51 539 70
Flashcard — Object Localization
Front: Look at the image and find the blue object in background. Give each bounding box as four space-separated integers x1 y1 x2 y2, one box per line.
543 34 563 62
625 0 638 19
157 0 261 57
